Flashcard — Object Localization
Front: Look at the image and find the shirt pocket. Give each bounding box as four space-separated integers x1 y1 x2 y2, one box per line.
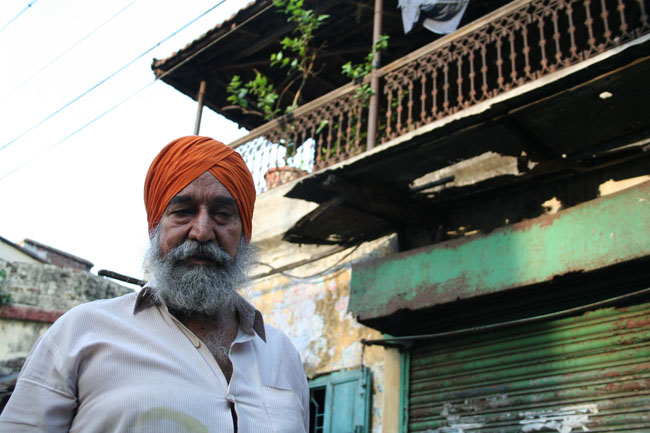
262 384 306 433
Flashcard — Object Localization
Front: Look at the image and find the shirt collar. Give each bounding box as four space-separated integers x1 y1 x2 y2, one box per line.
134 284 266 342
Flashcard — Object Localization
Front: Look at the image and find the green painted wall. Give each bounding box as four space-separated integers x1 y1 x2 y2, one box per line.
350 181 650 321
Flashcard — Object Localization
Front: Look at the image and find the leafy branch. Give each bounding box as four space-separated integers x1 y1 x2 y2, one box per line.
0 269 11 306
341 34 389 101
225 0 329 120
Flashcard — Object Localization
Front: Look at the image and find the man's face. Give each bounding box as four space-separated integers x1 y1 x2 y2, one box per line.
158 171 243 262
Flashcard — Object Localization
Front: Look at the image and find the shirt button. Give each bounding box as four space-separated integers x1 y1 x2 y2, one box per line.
227 394 236 403
193 339 201 348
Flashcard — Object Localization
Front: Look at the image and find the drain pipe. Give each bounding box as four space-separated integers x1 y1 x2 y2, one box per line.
366 0 383 150
193 80 207 134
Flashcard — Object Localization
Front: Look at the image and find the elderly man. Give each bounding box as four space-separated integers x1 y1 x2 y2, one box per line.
0 136 309 432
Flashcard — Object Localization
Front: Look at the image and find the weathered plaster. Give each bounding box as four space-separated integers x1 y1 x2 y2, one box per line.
599 175 650 197
0 259 131 377
250 180 400 432
244 266 384 376
251 179 318 244
0 259 130 311
411 151 521 192
0 243 41 265
247 186 398 430
0 319 49 376
381 348 401 433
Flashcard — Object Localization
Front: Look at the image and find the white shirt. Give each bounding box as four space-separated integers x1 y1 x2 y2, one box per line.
0 290 309 433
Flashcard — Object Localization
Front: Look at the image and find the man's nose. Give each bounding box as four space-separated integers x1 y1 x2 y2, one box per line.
188 208 216 243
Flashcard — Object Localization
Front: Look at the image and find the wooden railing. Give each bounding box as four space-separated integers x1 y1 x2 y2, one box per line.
230 0 649 192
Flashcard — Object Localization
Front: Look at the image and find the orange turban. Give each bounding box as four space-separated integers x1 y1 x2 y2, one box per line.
144 136 256 242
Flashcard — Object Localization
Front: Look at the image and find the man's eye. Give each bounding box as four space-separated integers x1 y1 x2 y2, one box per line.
172 209 191 215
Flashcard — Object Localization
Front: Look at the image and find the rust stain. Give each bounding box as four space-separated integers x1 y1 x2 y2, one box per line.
374 273 473 320
604 379 650 393
619 318 650 330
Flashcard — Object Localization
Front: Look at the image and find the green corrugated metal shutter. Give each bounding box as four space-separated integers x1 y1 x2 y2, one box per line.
407 301 650 432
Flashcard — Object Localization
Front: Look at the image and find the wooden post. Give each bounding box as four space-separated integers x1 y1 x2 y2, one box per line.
193 80 207 135
367 0 383 150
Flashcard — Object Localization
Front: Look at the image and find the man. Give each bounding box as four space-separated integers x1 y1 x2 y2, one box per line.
0 136 309 433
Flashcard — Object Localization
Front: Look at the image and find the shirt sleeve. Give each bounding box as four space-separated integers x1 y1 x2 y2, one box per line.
0 333 77 432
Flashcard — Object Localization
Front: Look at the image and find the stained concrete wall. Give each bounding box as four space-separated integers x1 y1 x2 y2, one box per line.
0 242 41 265
0 259 130 311
0 259 131 379
250 180 398 433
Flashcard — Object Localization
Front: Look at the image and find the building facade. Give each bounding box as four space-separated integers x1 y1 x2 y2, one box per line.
154 0 650 431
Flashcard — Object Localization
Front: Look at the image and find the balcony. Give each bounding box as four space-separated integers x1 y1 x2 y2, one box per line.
152 0 650 247
225 0 649 192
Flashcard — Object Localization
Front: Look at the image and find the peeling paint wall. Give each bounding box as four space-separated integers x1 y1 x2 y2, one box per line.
245 264 385 376
250 184 398 432
0 319 50 378
0 259 131 377
244 235 396 432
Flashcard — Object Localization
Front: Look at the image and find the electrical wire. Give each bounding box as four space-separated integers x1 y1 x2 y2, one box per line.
361 285 650 348
0 0 228 153
0 0 140 103
252 244 362 280
0 81 155 182
0 1 274 183
0 0 40 35
150 3 274 81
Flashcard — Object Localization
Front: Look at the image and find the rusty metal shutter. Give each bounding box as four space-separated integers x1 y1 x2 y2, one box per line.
407 301 650 432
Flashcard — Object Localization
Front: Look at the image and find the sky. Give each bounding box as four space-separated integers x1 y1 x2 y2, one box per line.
0 0 251 282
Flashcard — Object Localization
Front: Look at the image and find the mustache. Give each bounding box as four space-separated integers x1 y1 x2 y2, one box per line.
166 240 231 265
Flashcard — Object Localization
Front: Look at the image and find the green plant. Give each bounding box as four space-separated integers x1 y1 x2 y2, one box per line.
0 269 11 306
225 3 390 170
225 0 329 120
226 73 280 119
0 292 10 306
341 35 389 101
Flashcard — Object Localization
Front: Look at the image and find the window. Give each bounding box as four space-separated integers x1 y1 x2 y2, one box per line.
308 368 371 433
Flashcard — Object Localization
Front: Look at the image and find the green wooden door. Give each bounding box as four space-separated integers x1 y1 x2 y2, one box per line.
310 368 371 433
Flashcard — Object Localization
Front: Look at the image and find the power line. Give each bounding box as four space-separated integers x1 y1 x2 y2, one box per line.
0 0 140 103
0 0 40 35
153 3 274 82
0 81 155 183
252 244 362 280
0 0 228 153
0 0 273 183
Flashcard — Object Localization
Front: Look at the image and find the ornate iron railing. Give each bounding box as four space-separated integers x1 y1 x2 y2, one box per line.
381 0 649 141
230 0 649 192
229 84 368 192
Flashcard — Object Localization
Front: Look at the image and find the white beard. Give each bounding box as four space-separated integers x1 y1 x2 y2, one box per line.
144 229 253 318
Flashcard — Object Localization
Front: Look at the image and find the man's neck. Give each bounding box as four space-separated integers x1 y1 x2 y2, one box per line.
173 308 240 382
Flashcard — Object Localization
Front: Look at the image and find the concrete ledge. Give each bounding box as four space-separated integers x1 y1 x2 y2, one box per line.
0 304 64 323
350 181 650 322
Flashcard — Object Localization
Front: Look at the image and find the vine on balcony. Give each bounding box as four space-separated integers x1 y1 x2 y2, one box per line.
341 35 389 101
225 0 329 120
